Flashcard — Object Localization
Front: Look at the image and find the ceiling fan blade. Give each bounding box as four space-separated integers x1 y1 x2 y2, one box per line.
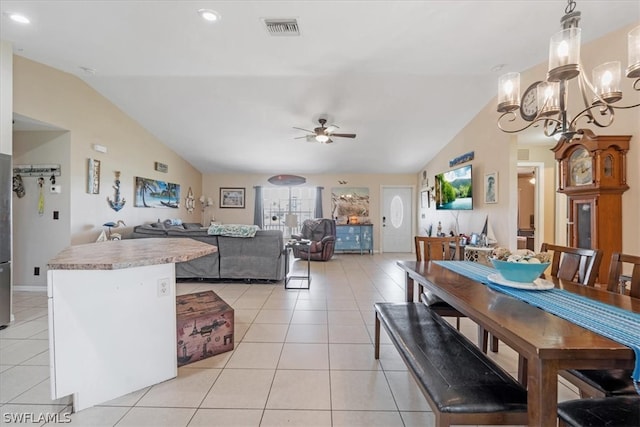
293 126 314 133
325 138 334 144
306 135 316 142
325 125 339 133
294 136 309 139
330 133 356 138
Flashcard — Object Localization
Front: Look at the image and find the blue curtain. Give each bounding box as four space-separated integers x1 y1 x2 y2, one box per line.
253 186 263 228
314 186 324 218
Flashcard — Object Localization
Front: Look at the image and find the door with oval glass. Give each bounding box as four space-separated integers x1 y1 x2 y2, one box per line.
381 186 413 252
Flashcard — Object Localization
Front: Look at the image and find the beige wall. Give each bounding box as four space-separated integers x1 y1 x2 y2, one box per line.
418 23 640 256
0 41 12 155
202 173 416 252
11 56 203 287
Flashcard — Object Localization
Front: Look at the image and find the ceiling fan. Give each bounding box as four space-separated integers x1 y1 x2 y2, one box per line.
293 118 356 143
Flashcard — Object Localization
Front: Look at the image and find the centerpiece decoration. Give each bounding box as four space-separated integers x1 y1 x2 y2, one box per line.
490 248 551 283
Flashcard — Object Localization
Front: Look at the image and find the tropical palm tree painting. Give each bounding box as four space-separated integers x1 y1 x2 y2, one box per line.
134 177 181 208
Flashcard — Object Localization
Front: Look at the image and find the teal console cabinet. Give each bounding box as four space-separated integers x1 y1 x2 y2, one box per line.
335 224 373 254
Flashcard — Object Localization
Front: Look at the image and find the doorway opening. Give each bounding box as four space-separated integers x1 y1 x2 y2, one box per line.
517 162 544 252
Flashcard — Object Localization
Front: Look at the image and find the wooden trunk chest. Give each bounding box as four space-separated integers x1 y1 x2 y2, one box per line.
176 291 234 366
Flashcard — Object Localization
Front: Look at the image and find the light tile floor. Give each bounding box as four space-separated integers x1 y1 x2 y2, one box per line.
0 253 580 426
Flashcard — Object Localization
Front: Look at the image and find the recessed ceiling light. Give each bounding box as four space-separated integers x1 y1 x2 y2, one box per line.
198 9 221 22
8 12 30 24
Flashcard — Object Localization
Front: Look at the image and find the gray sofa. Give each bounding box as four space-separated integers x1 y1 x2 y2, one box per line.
130 223 285 281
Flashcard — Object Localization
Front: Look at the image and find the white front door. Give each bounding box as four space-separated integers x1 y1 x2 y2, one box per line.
381 186 413 252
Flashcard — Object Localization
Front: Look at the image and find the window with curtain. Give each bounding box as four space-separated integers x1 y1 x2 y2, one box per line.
262 186 317 234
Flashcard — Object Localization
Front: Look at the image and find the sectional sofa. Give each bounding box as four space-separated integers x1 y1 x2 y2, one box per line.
129 222 285 281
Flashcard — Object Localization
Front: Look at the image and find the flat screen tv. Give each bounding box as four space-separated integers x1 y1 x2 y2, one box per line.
435 164 473 210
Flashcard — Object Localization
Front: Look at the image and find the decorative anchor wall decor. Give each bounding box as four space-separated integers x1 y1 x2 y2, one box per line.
107 171 126 212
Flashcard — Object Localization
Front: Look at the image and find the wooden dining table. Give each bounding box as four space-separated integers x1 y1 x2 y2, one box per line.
396 260 639 427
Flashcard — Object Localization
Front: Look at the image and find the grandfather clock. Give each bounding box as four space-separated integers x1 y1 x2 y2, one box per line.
552 131 630 282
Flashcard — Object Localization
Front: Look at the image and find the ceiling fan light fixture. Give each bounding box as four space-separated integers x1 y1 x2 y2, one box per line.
316 134 330 143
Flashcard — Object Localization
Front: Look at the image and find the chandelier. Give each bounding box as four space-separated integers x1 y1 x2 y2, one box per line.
496 0 639 140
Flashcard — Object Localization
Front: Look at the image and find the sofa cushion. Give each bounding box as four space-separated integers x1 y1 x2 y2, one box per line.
131 224 168 236
208 224 260 238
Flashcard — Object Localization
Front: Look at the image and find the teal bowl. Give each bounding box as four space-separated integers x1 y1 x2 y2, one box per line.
490 259 550 283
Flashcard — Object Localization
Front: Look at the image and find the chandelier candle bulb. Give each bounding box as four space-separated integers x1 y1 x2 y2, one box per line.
593 61 622 104
627 26 640 78
497 73 520 112
537 82 561 116
548 28 581 81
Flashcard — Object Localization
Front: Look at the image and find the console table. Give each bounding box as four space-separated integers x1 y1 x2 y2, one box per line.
47 238 215 412
335 224 373 254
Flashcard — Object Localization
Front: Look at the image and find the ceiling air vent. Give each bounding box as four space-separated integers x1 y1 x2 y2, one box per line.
263 19 300 36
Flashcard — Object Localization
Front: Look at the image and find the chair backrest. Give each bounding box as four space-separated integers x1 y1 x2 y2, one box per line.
415 236 459 262
606 252 640 298
300 218 336 241
540 243 602 286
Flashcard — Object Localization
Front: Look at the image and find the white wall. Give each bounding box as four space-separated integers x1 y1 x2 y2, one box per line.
13 131 71 288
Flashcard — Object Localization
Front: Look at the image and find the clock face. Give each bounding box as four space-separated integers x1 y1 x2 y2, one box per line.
569 147 593 186
520 81 541 121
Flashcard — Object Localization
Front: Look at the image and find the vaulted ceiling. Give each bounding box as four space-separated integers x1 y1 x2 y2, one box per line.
2 1 638 174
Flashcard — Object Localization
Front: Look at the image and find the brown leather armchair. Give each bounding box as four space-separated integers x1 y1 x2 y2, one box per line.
292 218 336 261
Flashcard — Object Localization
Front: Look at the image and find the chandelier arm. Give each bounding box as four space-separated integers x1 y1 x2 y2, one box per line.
542 117 564 137
569 103 614 130
497 111 567 134
497 111 540 133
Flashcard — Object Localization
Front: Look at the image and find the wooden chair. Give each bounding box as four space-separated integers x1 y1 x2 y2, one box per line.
539 243 603 286
606 252 640 298
559 252 640 398
414 236 464 330
484 244 603 381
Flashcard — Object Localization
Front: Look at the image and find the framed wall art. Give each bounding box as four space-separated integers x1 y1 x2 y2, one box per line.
220 187 245 208
134 176 180 208
484 172 498 204
87 158 100 194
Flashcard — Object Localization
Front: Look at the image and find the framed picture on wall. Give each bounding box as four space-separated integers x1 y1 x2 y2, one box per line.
87 158 100 194
484 172 498 204
420 190 428 208
220 187 245 208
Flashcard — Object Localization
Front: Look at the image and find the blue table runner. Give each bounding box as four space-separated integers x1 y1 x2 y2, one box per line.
433 260 640 382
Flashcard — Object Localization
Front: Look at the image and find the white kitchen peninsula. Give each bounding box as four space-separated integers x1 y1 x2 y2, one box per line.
47 238 216 412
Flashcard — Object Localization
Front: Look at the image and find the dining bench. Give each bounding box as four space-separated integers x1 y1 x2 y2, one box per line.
374 302 528 426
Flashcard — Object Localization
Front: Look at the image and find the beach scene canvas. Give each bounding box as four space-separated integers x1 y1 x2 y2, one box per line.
134 176 180 208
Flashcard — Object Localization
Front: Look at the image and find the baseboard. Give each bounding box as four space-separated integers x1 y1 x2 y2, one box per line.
13 285 47 292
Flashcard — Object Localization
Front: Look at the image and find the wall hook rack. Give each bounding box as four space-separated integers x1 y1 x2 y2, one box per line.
13 164 61 178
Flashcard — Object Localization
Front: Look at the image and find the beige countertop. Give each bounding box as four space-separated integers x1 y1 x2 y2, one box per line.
48 238 217 270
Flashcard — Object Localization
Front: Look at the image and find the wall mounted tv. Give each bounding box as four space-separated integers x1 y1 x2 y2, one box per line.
435 164 473 210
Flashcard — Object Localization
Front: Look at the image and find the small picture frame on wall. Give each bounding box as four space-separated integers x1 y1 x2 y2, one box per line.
420 190 428 208
484 172 498 204
87 158 100 194
220 187 245 208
